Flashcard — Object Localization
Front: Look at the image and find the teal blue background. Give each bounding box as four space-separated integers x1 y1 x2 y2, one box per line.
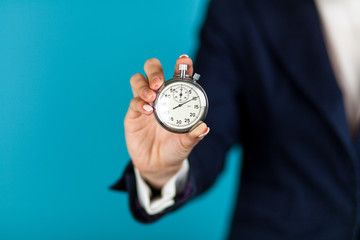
0 1 242 239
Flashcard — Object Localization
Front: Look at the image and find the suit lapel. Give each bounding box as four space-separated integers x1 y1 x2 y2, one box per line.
248 0 356 159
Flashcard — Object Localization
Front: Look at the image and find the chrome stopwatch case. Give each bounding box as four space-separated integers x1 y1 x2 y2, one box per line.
153 64 209 133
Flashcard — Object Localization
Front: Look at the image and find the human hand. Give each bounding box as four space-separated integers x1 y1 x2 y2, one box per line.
124 55 210 189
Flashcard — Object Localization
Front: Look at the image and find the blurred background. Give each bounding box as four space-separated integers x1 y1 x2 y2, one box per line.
0 1 242 239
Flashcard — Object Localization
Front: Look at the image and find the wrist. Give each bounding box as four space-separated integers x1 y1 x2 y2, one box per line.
138 164 183 190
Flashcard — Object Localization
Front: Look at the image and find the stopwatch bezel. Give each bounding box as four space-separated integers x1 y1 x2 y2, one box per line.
153 77 209 134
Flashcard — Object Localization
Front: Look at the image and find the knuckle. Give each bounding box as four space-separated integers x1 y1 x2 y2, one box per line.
130 73 143 85
145 58 160 67
130 97 138 103
129 98 136 108
149 72 164 80
130 97 140 108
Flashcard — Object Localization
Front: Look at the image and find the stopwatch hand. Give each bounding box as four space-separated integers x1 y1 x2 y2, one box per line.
172 104 182 110
172 97 197 110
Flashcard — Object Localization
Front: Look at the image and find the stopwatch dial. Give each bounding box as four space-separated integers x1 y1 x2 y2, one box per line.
172 85 189 103
155 82 207 132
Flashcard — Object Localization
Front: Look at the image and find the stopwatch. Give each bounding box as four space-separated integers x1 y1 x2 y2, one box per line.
153 64 209 133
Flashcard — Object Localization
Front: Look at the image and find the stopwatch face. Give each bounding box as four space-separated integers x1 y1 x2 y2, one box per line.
154 79 208 133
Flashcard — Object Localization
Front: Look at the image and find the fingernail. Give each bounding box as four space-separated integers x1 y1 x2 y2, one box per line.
144 89 150 96
144 89 155 99
198 127 210 138
143 104 153 112
179 54 189 59
152 77 161 88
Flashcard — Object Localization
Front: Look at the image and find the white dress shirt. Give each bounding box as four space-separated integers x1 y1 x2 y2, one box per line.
134 160 189 215
316 0 360 137
135 0 360 215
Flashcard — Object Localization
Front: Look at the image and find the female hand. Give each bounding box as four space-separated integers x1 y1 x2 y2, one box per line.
124 55 210 189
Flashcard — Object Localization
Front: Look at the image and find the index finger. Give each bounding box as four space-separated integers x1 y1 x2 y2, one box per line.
144 58 165 91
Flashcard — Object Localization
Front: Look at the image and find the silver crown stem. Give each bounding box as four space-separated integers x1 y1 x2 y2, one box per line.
179 64 187 79
193 73 200 82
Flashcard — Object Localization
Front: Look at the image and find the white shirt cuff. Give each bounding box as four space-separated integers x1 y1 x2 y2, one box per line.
134 159 189 215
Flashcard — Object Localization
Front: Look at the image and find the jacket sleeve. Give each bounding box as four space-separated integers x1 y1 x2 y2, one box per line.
110 0 245 223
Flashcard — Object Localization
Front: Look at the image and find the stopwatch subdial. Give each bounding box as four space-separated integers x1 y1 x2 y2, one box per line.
172 85 189 103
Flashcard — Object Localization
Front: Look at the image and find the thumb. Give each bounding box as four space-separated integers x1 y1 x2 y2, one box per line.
179 122 210 150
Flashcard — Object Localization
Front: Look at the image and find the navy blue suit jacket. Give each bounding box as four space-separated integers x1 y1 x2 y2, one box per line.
111 0 360 239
